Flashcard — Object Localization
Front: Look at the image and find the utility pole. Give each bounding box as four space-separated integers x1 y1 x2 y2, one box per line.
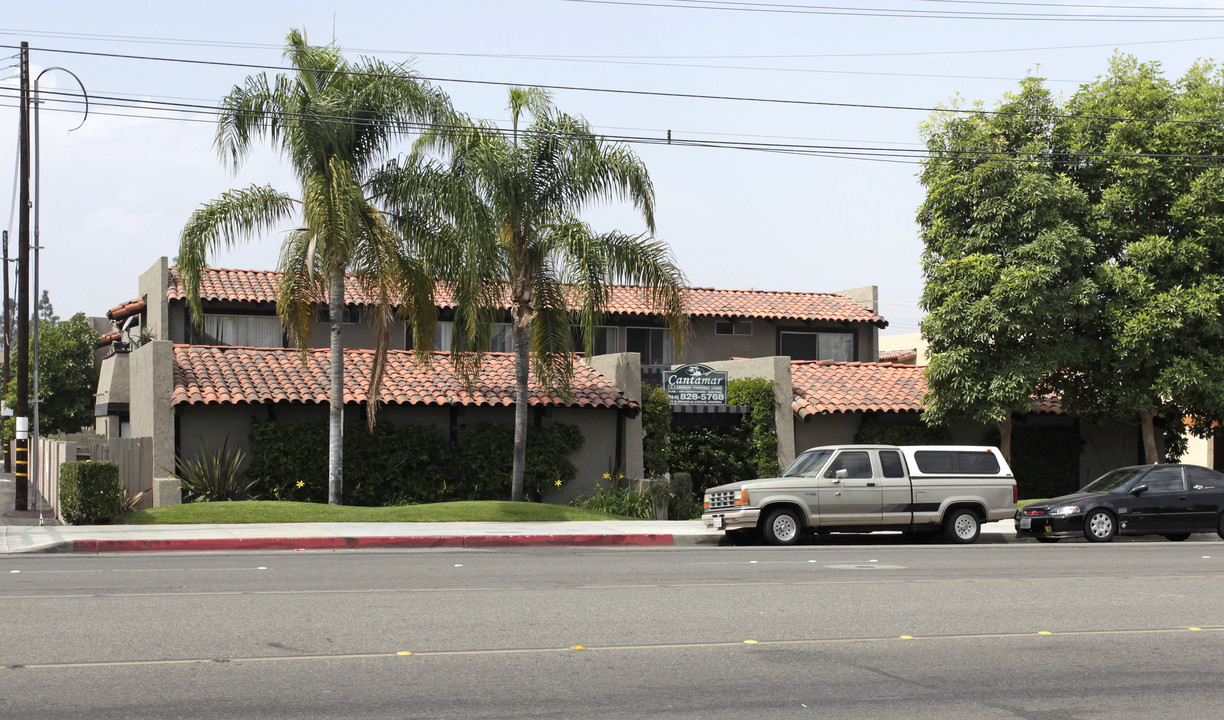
15 42 30 511
2 229 9 474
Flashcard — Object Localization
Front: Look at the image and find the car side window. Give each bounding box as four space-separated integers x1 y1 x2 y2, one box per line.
1141 466 1186 493
879 451 905 478
1187 466 1224 490
825 451 872 479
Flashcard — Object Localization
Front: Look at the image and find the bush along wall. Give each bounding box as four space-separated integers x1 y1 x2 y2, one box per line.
246 420 582 506
665 377 780 503
59 461 123 525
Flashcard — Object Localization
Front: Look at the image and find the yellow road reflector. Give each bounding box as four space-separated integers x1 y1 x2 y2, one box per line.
899 635 914 640
571 645 586 650
1038 631 1053 636
743 640 758 645
1189 627 1203 632
396 651 413 656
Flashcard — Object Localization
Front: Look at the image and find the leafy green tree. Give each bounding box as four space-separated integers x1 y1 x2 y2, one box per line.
1057 56 1224 462
918 78 1097 462
177 29 451 504
380 88 688 501
3 312 98 439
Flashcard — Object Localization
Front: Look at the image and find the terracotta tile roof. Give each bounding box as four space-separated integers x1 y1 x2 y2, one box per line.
166 267 886 325
791 361 927 417
96 330 122 348
790 360 1064 418
106 298 146 322
878 348 918 364
171 345 638 412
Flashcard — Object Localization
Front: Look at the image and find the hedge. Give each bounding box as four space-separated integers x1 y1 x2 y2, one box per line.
59 461 123 525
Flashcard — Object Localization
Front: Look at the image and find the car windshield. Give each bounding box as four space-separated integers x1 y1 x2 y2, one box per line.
782 449 834 478
1081 468 1146 494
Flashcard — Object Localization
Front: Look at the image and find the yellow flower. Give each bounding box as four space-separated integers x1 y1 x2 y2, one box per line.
554 480 562 487
603 473 611 479
618 474 625 480
295 481 304 488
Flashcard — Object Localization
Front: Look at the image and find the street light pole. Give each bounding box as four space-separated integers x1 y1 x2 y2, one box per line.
31 66 88 517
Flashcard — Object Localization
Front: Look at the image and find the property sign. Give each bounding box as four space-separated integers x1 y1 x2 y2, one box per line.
663 364 728 406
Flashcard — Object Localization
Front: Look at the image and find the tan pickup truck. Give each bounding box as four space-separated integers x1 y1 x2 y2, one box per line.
702 444 1017 545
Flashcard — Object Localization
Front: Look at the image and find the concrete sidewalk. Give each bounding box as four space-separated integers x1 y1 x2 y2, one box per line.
2 473 1017 554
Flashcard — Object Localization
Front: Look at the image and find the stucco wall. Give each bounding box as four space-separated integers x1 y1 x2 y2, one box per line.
700 356 796 471
585 352 643 481
128 341 175 477
139 257 171 343
793 413 863 454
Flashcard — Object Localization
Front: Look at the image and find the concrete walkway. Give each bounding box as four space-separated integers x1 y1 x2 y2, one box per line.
1 474 1018 554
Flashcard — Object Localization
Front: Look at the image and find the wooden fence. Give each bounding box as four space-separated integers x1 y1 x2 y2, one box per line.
33 435 153 522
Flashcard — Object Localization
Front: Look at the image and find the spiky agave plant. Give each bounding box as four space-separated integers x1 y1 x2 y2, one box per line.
174 438 256 502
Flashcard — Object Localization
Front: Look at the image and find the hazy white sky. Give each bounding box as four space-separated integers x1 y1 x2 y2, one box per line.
4 0 1224 335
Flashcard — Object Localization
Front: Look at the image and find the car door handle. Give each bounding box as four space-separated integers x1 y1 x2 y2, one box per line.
866 482 876 487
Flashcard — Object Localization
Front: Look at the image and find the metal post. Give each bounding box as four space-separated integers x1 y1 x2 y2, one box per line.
31 66 88 518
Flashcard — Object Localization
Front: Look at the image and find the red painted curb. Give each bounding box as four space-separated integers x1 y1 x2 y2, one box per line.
71 534 677 553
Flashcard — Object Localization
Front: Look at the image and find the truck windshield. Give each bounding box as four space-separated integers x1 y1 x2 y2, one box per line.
782 449 834 478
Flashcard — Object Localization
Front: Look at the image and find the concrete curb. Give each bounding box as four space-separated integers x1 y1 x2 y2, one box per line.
67 533 699 554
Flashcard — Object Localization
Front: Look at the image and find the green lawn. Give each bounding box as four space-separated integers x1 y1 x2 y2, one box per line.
121 500 645 525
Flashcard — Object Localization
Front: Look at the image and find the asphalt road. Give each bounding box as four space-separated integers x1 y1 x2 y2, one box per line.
2 540 1223 719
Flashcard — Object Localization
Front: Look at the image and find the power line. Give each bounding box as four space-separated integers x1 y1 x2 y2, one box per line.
562 0 1224 21
11 42 1224 131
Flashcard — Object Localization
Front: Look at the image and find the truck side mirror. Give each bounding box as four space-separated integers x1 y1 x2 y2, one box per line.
835 468 848 481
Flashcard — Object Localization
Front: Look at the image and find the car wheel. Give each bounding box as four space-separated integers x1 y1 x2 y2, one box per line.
1164 533 1192 542
1083 509 1116 542
944 509 980 544
1035 536 1060 544
762 508 802 546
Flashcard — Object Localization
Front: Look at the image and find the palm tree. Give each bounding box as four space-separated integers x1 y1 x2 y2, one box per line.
178 29 451 505
379 88 688 502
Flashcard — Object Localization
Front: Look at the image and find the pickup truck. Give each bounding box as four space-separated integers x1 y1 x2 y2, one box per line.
702 444 1018 545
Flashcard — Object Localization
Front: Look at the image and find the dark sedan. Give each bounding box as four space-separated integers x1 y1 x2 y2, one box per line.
1016 464 1224 543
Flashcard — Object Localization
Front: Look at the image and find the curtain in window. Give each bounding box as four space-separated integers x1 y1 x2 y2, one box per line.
202 315 282 347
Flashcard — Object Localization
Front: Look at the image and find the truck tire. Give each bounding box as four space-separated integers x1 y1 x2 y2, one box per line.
943 509 980 544
762 508 802 546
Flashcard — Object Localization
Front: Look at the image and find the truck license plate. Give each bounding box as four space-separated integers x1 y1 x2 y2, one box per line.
708 517 724 529
1019 517 1031 529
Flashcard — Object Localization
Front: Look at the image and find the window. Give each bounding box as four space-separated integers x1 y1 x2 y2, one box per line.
573 325 620 355
1186 466 1223 489
1141 466 1185 493
913 450 1001 475
317 306 361 324
626 327 674 366
779 330 854 361
825 451 872 479
423 321 514 353
879 450 905 478
490 323 514 353
715 319 752 336
200 314 282 347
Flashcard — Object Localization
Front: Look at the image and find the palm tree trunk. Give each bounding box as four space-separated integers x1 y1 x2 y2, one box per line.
1141 410 1159 464
328 270 345 505
511 314 530 502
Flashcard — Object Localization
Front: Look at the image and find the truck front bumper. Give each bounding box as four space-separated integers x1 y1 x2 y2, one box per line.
702 508 761 532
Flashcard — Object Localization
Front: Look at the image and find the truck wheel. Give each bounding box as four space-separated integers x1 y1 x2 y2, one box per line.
1083 509 1116 542
944 509 980 543
762 508 802 546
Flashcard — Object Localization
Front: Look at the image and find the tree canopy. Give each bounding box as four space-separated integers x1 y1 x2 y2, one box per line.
919 56 1224 462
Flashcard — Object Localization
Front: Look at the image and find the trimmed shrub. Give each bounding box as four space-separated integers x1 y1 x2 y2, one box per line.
59 461 123 525
247 420 584 505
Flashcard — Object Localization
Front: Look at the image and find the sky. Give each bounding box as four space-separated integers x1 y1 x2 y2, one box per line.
4 1 1224 337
